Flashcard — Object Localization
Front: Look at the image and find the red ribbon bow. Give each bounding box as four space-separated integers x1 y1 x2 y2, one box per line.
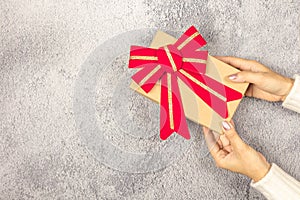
129 26 242 140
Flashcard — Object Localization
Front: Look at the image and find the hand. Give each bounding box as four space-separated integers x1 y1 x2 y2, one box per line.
216 56 294 102
203 120 271 182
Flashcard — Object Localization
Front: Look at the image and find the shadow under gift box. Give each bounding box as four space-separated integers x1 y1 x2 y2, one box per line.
130 30 249 135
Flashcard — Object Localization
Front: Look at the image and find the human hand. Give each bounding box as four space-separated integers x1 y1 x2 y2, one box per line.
203 121 271 182
216 56 294 102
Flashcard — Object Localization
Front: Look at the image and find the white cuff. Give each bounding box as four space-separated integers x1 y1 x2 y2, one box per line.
251 163 300 200
282 74 300 113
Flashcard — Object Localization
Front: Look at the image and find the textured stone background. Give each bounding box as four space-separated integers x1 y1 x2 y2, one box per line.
1 0 300 199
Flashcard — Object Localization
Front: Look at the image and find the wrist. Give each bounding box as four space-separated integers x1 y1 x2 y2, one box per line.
281 78 294 101
250 162 271 183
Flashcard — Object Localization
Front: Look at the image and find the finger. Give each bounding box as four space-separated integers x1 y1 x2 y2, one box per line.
218 149 230 159
202 127 220 158
228 71 264 85
223 145 233 153
215 56 253 71
211 131 223 148
217 139 223 149
219 134 230 147
215 56 269 72
221 121 246 149
245 84 254 97
229 119 235 127
211 130 222 150
211 130 221 141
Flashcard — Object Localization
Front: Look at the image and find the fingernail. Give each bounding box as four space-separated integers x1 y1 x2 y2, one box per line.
228 74 238 80
222 121 231 130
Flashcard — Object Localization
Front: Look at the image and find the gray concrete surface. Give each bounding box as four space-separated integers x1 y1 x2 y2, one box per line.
1 0 300 199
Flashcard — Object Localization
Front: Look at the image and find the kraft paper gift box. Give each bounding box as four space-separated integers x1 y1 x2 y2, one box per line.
129 26 249 139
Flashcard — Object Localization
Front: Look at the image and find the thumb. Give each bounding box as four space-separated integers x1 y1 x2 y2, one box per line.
221 121 246 149
228 71 264 85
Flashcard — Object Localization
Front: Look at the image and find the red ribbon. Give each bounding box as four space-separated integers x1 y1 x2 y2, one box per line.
129 26 242 140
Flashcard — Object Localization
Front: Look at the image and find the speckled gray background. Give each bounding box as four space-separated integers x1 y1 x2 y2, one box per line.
1 0 300 199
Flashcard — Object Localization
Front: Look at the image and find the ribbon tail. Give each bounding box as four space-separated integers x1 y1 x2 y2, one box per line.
160 73 190 140
178 70 238 118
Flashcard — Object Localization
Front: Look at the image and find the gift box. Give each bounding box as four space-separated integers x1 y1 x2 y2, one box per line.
129 26 249 140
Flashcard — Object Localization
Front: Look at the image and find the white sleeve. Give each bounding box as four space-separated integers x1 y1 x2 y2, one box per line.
282 74 300 113
250 163 300 200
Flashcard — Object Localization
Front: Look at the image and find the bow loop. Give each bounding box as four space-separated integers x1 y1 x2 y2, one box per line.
173 26 207 53
129 46 158 69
